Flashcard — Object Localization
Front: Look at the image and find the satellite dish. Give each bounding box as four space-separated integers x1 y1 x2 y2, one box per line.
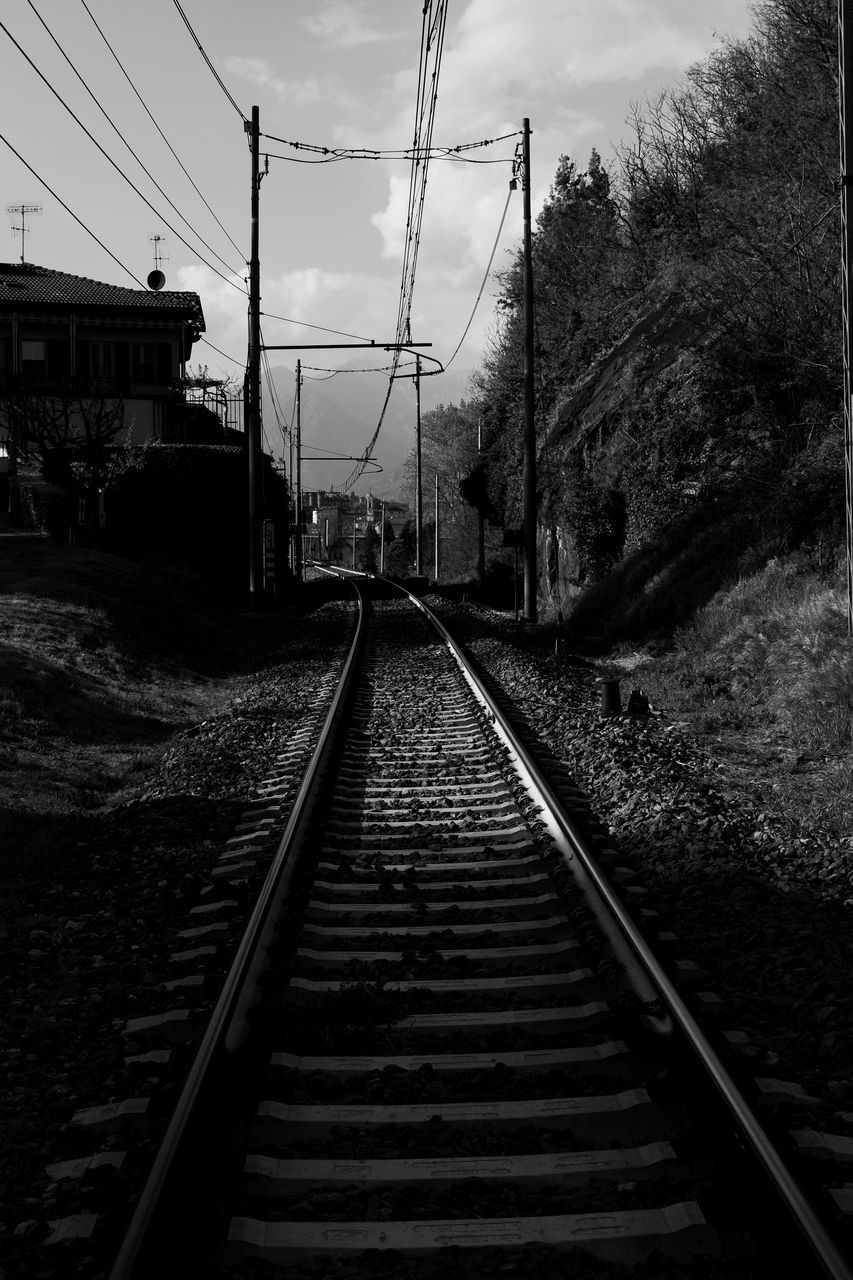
147 269 166 291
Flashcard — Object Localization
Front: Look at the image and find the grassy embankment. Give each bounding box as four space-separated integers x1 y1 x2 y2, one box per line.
0 539 280 876
589 556 853 859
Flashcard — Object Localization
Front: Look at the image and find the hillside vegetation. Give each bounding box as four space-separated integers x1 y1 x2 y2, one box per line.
480 0 840 603
402 0 853 850
449 0 840 599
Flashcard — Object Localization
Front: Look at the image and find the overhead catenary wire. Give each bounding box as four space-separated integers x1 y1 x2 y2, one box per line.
0 15 247 294
77 0 246 261
261 149 515 166
23 0 244 278
302 362 417 376
342 0 449 490
259 130 521 163
0 129 146 286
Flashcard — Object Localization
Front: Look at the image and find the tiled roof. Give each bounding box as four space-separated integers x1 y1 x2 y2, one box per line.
0 262 205 331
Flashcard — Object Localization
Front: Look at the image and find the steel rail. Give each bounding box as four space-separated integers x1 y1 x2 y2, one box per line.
107 583 367 1280
397 583 853 1280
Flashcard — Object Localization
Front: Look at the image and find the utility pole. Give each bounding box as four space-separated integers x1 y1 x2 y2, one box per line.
521 117 537 623
840 0 853 633
434 471 440 582
245 106 265 610
287 420 295 575
294 360 303 582
476 414 485 590
415 353 423 576
380 500 386 574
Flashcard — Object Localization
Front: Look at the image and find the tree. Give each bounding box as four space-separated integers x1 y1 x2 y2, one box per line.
616 0 838 428
464 0 841 612
394 400 508 581
471 150 632 538
360 522 379 572
4 384 127 540
384 519 416 577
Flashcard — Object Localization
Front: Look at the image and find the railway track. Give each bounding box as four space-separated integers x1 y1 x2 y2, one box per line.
105 579 852 1280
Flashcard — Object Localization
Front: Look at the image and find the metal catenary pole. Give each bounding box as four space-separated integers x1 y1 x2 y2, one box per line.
415 353 423 576
840 0 853 634
476 413 485 590
434 470 440 582
246 106 264 609
294 360 303 582
521 117 537 623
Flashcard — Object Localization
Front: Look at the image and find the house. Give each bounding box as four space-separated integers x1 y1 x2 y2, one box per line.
0 261 214 511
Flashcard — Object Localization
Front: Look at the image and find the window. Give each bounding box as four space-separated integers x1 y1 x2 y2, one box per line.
90 342 114 379
130 342 156 382
21 339 46 375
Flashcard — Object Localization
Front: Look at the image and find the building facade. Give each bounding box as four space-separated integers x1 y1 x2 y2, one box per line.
0 262 208 509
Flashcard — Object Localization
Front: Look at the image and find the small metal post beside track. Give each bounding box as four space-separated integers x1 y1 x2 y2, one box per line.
596 676 621 715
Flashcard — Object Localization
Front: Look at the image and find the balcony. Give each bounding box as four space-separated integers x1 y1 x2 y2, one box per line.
0 370 185 400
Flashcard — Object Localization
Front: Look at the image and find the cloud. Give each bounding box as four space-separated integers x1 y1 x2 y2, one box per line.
222 56 340 108
360 0 720 277
176 262 411 372
448 0 708 101
301 4 398 48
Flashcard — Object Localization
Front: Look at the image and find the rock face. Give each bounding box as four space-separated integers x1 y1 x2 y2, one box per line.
532 293 701 619
546 293 704 457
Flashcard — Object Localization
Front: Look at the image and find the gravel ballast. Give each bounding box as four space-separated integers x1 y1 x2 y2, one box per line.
0 599 354 1279
2 589 852 1275
426 600 853 1185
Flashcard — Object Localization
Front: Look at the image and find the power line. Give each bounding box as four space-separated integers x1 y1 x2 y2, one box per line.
260 332 291 458
341 374 397 491
171 0 246 121
23 0 243 279
343 0 449 490
0 129 146 286
199 335 243 365
0 15 247 294
260 311 372 342
78 0 246 261
394 0 449 345
444 184 515 370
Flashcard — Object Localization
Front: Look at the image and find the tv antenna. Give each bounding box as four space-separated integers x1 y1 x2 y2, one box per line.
148 232 168 291
7 204 41 263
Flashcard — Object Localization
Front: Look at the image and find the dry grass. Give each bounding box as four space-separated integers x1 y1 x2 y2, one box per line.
0 539 280 870
673 559 853 744
604 556 853 844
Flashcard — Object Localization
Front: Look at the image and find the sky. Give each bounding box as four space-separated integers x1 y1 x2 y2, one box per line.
1 0 756 490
